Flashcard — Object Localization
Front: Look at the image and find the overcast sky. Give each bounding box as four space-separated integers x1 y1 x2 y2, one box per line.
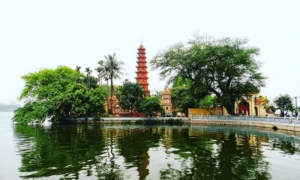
1 1 299 104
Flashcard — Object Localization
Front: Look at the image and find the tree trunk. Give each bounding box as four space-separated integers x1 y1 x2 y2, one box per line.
110 77 114 115
223 104 235 115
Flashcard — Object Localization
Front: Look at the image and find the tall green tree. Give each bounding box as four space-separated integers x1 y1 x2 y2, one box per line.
84 67 93 89
75 66 81 73
95 60 106 86
101 53 126 114
116 81 145 117
139 96 163 118
170 86 198 116
274 94 293 117
13 66 106 123
150 35 266 115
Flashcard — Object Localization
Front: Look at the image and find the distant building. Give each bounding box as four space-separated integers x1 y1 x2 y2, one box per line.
161 89 172 117
188 93 269 118
107 95 120 117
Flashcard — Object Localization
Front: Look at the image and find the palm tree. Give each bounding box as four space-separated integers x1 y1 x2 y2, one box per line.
95 67 102 85
101 53 126 115
95 60 105 86
153 90 162 98
76 66 81 73
84 67 92 89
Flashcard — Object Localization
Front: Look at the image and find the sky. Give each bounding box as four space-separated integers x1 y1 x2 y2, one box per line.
0 1 300 104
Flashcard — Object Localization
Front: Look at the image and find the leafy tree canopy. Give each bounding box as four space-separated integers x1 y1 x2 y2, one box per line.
139 96 163 117
170 86 198 116
199 95 220 115
274 94 293 117
13 66 106 123
150 34 266 115
116 81 145 117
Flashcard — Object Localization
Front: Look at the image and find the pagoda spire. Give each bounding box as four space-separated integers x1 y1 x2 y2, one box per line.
135 44 150 96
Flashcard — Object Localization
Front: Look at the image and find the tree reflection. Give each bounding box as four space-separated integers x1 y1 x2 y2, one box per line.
14 125 107 179
117 127 160 180
217 133 270 179
13 124 300 180
160 129 271 179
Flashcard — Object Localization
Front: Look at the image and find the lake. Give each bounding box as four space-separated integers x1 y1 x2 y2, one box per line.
1 112 300 180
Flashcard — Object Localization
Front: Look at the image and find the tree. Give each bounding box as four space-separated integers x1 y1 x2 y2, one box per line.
82 76 98 89
101 53 126 115
262 97 276 115
150 35 266 115
84 67 93 89
116 81 145 117
152 90 162 99
139 96 163 118
57 83 106 117
274 94 293 117
199 95 219 115
170 86 198 116
179 96 198 117
13 66 107 123
95 60 106 86
75 66 81 73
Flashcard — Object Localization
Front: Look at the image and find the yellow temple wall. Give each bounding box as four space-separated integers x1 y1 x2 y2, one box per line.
188 107 229 119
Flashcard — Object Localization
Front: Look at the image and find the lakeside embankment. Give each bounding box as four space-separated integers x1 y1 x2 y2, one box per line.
189 119 300 132
59 116 300 132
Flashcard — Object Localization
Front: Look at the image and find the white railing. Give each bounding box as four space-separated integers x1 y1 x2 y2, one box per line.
190 115 300 124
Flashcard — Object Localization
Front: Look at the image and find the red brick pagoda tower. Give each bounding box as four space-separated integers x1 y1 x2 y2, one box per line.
135 44 150 96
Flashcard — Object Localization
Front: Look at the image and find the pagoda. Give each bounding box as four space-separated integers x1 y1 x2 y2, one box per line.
135 44 150 96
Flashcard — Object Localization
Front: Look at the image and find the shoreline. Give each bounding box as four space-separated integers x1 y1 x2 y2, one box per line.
59 116 300 132
187 119 300 132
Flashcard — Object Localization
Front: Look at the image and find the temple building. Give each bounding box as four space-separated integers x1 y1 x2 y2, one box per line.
109 44 151 117
106 44 177 117
188 93 269 118
135 44 150 96
161 89 173 117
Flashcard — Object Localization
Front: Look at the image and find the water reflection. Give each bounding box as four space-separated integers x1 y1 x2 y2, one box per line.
13 124 300 180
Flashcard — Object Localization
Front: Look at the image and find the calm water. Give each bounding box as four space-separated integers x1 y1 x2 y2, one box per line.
1 112 300 180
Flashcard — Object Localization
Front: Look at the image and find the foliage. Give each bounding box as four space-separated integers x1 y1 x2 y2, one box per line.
261 97 276 114
152 90 162 98
100 53 126 114
170 86 198 116
150 34 266 115
13 66 107 123
199 95 219 115
179 96 198 116
81 76 98 89
95 60 107 86
274 94 293 117
139 96 163 117
75 66 81 73
172 76 191 88
116 81 145 117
